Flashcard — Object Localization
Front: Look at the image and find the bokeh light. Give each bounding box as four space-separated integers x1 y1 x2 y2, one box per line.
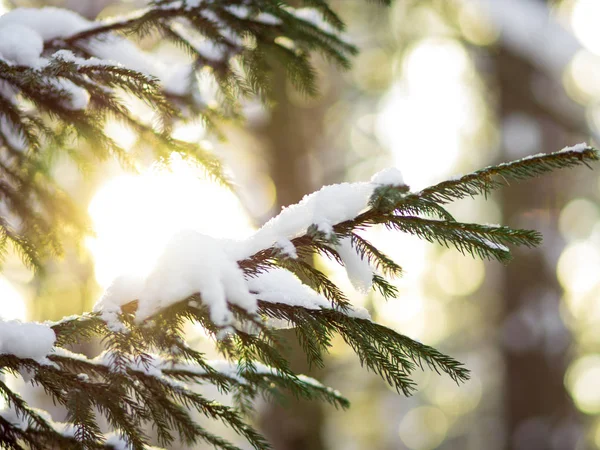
435 250 485 297
398 406 449 450
559 197 599 241
557 241 600 296
566 355 600 414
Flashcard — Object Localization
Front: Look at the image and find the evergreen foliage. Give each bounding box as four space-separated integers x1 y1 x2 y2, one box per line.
0 1 597 449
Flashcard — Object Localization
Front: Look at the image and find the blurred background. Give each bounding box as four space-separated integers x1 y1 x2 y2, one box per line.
1 0 600 449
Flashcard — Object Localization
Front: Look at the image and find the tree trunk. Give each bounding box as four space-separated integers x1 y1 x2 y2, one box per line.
495 44 582 450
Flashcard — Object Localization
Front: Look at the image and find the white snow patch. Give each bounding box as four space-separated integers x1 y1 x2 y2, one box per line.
0 7 192 98
49 77 90 110
334 237 373 293
0 23 44 67
0 7 90 42
238 181 374 259
560 142 588 153
275 238 298 259
248 267 370 320
95 230 257 327
371 167 405 186
93 168 407 325
0 320 55 360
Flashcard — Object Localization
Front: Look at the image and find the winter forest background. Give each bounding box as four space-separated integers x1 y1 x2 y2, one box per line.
1 0 600 449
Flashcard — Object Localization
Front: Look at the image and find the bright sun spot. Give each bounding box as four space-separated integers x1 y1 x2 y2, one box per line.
0 277 26 321
571 0 600 56
87 155 254 288
377 38 475 189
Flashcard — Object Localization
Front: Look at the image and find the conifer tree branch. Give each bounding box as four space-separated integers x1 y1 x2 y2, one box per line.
415 146 599 204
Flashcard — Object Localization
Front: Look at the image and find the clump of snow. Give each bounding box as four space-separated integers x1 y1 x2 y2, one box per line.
370 167 405 186
49 77 90 110
0 23 44 67
93 167 412 326
334 237 373 293
95 230 257 327
94 274 144 332
0 7 90 41
0 7 191 98
247 267 370 320
559 142 588 153
0 320 56 360
104 433 133 450
139 231 256 325
275 238 297 259
239 181 374 259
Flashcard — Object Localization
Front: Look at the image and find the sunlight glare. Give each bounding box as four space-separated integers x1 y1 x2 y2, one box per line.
87 155 254 287
0 277 26 321
377 38 475 189
104 121 137 150
571 0 600 56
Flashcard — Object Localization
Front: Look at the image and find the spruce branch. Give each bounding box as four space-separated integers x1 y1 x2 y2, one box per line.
415 146 599 204
1 0 598 447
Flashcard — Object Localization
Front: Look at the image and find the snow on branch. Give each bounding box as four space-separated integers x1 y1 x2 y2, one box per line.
0 1 375 273
0 145 590 449
91 147 599 338
0 320 55 362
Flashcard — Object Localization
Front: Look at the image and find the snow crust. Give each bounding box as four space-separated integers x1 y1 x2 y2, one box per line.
94 169 401 329
0 320 56 361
